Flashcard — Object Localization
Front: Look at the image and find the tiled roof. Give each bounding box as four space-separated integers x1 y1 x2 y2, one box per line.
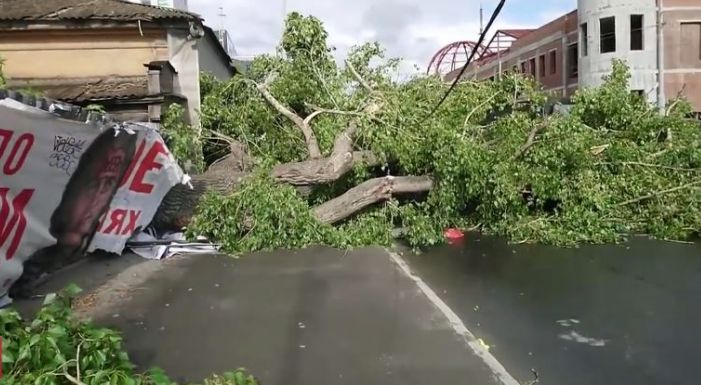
0 0 200 22
7 76 150 102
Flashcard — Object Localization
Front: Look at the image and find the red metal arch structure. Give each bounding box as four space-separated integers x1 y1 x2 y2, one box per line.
427 40 492 76
427 29 533 77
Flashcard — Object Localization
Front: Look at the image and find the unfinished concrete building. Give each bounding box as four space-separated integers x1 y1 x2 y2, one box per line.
444 0 701 112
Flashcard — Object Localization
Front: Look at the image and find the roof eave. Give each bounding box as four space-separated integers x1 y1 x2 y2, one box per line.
0 17 199 31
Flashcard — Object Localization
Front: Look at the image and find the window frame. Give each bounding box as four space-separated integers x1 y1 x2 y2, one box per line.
630 14 644 51
549 49 557 75
679 21 701 66
528 57 536 77
600 16 617 53
567 42 579 78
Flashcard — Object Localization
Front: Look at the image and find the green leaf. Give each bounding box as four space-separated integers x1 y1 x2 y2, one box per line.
63 284 83 297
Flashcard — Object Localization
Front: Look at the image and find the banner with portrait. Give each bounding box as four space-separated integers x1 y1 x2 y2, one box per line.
0 98 184 304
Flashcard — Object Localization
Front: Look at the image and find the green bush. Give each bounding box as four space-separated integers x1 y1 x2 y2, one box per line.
0 285 258 385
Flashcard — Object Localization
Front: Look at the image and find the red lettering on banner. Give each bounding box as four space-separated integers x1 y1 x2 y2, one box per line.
0 188 34 260
0 129 35 175
121 210 142 235
130 141 167 194
98 208 143 236
103 209 127 235
119 139 146 188
0 129 11 156
95 210 108 233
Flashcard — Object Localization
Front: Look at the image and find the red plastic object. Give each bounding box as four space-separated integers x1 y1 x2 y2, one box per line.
444 228 465 244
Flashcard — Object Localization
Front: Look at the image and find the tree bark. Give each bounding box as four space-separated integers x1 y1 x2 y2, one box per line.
151 153 430 232
313 175 433 224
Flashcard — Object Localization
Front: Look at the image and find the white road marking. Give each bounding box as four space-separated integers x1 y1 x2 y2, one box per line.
386 249 521 385
558 331 607 347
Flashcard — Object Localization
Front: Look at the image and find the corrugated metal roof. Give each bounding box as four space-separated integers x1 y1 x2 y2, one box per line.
0 0 200 22
8 76 150 102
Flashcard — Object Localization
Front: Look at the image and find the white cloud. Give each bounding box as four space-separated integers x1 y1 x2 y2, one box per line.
188 0 576 74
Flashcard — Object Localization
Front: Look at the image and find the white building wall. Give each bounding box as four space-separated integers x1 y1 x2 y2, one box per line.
578 0 658 103
167 29 201 129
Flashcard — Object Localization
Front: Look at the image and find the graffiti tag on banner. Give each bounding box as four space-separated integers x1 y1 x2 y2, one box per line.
0 98 184 304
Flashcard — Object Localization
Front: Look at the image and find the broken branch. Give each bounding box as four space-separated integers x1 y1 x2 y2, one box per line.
615 179 701 207
346 60 375 94
302 104 365 126
511 123 546 161
595 161 699 172
255 73 322 158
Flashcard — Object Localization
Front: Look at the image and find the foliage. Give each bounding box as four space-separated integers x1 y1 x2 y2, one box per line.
187 171 396 254
190 13 700 252
161 104 205 173
85 104 106 113
0 56 6 89
0 285 258 385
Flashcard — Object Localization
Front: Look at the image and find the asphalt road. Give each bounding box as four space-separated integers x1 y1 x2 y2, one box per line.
18 247 515 385
16 236 700 385
403 235 701 385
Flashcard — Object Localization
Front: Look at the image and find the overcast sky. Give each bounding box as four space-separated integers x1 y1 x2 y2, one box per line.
188 0 576 75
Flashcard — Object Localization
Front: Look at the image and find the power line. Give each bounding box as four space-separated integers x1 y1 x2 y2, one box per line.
421 0 507 123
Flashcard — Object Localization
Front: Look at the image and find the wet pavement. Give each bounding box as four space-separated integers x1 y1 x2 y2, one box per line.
402 235 701 385
42 247 510 385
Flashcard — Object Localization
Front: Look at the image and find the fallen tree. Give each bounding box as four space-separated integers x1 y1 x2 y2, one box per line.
154 13 700 252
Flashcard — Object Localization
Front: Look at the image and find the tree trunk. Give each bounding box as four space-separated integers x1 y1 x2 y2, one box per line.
151 65 425 233
151 159 431 231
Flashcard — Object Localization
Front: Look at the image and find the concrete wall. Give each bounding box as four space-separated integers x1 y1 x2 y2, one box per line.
577 0 658 103
0 28 169 79
167 29 201 128
198 32 234 81
661 3 701 110
447 0 701 111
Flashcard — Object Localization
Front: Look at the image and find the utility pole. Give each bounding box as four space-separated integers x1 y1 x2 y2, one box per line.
656 0 666 113
479 2 484 36
217 0 225 31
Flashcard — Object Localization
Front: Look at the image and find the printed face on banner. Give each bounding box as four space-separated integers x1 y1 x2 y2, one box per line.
88 128 183 254
50 129 136 252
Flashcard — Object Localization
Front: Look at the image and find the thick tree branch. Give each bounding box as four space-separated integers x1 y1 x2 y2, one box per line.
346 60 375 94
271 148 381 185
255 73 322 159
313 175 433 224
615 179 701 207
511 123 545 161
302 104 365 126
207 136 255 173
595 161 699 172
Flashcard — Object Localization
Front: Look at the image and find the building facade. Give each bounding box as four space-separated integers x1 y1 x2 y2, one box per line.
0 0 235 125
445 0 701 112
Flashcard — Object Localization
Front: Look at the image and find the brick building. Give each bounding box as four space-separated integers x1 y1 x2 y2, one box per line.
445 0 701 112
